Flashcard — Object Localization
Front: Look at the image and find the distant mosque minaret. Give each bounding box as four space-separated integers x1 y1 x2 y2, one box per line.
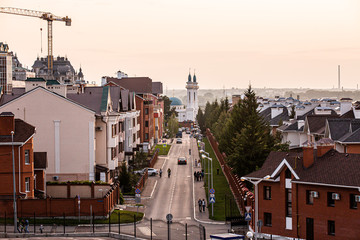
169 70 199 122
185 70 199 122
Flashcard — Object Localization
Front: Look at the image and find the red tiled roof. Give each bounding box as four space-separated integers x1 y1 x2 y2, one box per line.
0 119 35 143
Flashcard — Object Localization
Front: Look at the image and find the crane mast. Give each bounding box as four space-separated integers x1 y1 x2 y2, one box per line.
0 7 71 75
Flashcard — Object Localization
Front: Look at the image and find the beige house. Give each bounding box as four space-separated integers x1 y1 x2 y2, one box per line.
0 86 96 182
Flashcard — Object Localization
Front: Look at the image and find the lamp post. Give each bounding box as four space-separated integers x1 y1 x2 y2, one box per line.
241 175 270 240
201 154 213 217
11 131 17 233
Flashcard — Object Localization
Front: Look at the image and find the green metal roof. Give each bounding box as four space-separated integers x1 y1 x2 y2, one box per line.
100 86 109 112
46 80 61 85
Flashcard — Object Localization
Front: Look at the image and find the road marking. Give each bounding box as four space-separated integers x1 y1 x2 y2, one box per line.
150 180 157 198
187 176 191 178
138 226 156 236
161 157 168 169
168 166 178 213
186 217 191 220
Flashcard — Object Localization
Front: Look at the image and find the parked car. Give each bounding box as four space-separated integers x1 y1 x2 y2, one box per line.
178 157 187 165
176 138 182 144
134 168 158 176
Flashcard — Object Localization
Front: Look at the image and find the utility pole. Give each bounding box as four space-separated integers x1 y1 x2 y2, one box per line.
11 131 17 233
338 65 340 90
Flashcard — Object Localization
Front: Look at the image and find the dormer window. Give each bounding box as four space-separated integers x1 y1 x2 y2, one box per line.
285 168 291 179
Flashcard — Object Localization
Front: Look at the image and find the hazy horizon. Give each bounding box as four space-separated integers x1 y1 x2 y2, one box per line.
2 0 360 89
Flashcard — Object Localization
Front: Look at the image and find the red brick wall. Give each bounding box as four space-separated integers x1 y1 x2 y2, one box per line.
34 170 45 191
0 115 14 135
0 183 120 217
0 138 34 198
258 171 360 239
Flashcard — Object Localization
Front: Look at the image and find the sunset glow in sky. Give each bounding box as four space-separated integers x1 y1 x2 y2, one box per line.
2 0 360 89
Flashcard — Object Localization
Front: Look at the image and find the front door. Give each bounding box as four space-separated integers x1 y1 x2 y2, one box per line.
306 218 314 240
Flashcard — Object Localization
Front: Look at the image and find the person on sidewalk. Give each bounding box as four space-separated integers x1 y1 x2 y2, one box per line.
25 219 29 233
167 168 171 178
202 199 206 212
159 168 162 178
198 199 202 212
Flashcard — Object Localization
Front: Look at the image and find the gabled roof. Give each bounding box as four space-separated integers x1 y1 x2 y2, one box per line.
0 119 35 144
67 87 104 115
338 128 360 143
269 110 289 126
0 87 95 114
326 119 352 140
106 77 153 94
245 149 360 188
306 115 339 135
341 109 355 119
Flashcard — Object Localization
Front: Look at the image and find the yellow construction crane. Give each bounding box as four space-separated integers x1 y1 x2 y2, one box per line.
0 7 71 74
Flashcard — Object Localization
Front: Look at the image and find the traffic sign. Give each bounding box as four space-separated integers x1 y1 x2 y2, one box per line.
245 212 252 221
209 194 215 198
209 196 216 203
245 206 251 212
209 188 215 194
163 144 167 148
135 196 141 204
135 188 141 194
166 213 173 222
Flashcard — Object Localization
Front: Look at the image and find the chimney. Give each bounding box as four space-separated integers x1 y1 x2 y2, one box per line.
302 146 315 168
317 145 334 157
0 112 15 135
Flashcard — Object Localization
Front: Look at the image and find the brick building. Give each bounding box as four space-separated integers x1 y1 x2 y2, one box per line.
0 112 36 199
244 146 360 240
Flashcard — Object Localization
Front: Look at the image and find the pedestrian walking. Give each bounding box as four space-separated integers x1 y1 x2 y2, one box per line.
39 224 44 233
199 172 202 181
16 218 21 233
201 170 204 179
202 199 206 212
159 168 162 178
194 171 196 180
198 199 202 212
20 218 25 233
25 219 29 233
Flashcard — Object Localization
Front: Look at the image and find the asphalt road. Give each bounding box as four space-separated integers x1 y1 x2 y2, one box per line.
145 134 193 222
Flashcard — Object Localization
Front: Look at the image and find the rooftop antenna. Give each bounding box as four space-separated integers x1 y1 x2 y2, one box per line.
40 28 43 54
338 65 340 89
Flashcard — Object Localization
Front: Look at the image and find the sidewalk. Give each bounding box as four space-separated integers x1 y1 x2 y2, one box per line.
191 137 224 225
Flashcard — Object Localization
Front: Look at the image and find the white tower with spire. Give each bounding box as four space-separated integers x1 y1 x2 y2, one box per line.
185 71 199 121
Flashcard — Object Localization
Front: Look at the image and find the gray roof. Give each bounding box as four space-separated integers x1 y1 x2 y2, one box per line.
327 118 360 141
67 87 104 115
152 82 163 95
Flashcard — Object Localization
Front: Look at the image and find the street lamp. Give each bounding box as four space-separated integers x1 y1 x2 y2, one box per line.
241 175 271 240
11 131 17 233
201 154 214 217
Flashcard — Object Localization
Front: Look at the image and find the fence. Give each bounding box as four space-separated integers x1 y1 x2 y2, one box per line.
148 149 159 168
0 215 207 240
136 148 159 191
0 182 120 218
206 128 255 228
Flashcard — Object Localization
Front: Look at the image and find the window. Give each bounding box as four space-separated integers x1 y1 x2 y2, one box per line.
112 124 117 137
145 133 149 140
306 190 314 205
327 192 335 207
145 108 149 115
118 122 123 132
328 220 335 236
264 212 272 227
25 177 30 192
285 168 292 178
350 194 358 209
133 118 136 127
133 133 136 142
111 147 116 159
118 142 123 153
264 186 271 200
194 92 196 101
24 150 30 164
145 121 149 127
286 189 292 217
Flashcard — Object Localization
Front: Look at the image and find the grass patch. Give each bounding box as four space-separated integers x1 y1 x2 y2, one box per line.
155 144 171 155
0 210 143 225
202 137 241 221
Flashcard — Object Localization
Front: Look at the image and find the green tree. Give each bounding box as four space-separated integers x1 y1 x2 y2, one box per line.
162 96 172 122
196 107 206 133
289 105 296 119
167 113 179 138
119 164 132 193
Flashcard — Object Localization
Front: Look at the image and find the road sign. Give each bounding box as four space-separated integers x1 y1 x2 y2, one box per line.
245 206 251 212
245 212 252 221
166 213 173 222
209 194 215 198
135 188 141 194
209 196 216 203
163 144 167 148
209 188 215 194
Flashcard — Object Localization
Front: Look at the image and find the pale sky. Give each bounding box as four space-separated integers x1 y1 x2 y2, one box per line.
2 0 360 90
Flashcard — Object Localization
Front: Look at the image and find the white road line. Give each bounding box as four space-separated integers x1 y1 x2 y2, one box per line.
161 157 168 169
168 166 178 213
150 180 157 198
138 226 156 236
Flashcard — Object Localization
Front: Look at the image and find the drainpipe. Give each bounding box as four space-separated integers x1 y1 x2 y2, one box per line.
18 146 27 196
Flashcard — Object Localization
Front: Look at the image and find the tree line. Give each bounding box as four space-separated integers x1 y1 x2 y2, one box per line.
197 86 288 177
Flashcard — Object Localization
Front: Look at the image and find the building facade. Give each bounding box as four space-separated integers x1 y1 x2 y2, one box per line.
0 42 13 94
185 73 199 122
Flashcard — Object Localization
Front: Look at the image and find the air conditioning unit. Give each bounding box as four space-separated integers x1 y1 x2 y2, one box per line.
95 126 103 131
311 191 319 198
53 176 59 181
332 193 340 200
355 195 360 202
